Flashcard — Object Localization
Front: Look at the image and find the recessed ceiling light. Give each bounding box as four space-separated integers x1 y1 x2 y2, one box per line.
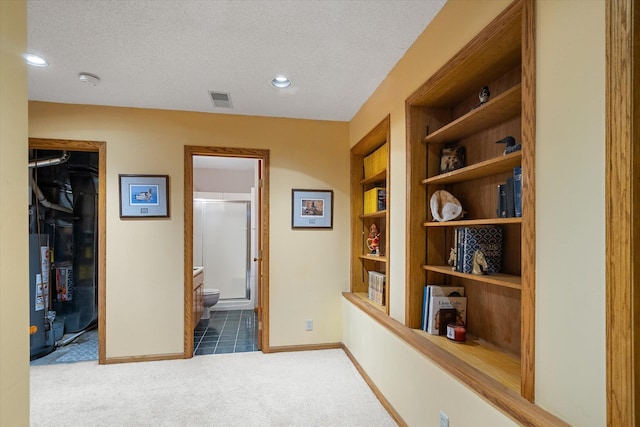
271 76 291 88
23 53 48 67
78 72 100 86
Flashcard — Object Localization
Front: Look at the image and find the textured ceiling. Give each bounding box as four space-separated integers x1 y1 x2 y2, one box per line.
26 0 446 122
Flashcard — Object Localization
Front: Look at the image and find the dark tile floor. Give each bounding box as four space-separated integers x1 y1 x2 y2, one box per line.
194 309 258 356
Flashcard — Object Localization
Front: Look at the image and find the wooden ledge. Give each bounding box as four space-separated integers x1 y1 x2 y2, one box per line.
342 292 569 427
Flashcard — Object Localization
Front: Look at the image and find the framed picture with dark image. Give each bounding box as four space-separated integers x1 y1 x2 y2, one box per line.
439 146 466 174
291 189 333 229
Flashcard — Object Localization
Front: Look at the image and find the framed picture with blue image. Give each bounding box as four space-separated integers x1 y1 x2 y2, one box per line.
119 174 170 218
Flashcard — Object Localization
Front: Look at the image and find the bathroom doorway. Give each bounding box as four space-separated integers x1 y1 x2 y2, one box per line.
184 146 269 356
27 138 106 365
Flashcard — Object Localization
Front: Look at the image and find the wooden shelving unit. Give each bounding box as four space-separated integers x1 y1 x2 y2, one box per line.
405 0 535 401
350 116 390 314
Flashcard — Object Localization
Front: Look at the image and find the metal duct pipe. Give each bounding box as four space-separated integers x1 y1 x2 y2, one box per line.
28 151 70 169
29 174 73 214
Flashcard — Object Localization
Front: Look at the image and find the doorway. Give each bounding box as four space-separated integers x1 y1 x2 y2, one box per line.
184 146 270 357
27 138 106 365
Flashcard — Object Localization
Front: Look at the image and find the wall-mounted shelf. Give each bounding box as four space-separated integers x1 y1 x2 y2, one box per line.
405 0 535 401
350 116 391 314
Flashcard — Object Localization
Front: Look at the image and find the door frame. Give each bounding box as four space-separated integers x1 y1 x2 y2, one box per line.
183 146 270 356
28 138 107 364
606 0 639 425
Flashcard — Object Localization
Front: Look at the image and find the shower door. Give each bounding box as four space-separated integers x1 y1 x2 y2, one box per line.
201 201 250 300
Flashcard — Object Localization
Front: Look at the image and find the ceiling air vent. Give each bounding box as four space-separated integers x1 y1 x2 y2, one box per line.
209 91 233 109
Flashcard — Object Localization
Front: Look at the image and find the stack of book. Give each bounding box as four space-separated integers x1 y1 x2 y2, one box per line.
368 271 385 305
497 166 522 218
422 285 467 335
453 226 503 274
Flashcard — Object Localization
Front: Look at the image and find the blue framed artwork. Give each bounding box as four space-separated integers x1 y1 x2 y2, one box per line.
291 189 333 229
119 174 169 218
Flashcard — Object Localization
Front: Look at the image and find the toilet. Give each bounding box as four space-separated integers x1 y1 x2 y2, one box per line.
202 289 220 320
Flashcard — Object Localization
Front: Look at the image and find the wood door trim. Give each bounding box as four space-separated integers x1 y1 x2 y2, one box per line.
606 1 638 425
183 146 270 357
28 138 107 364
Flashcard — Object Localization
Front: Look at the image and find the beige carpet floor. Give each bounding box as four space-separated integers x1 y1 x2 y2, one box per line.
30 348 397 427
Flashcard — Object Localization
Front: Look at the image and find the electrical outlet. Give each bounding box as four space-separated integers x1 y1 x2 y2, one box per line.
439 410 449 427
305 319 313 331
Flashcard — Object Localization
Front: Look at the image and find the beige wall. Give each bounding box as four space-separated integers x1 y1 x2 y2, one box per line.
536 0 605 424
0 1 29 425
1 0 609 425
344 0 606 425
28 103 350 355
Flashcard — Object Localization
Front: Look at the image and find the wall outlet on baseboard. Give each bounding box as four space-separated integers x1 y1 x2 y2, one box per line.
439 410 449 427
305 319 313 331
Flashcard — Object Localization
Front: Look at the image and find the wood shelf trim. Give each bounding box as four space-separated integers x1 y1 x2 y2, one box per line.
423 84 522 145
422 151 522 185
361 170 386 185
343 292 570 427
424 217 522 227
423 265 521 290
359 254 388 263
362 210 387 219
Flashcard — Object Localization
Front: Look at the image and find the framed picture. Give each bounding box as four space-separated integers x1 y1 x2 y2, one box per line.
439 146 466 174
291 189 333 229
119 174 170 218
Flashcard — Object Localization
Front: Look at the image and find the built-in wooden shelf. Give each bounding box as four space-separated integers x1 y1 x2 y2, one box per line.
351 116 390 316
359 254 388 263
412 329 521 394
361 210 387 219
424 217 522 227
352 292 386 312
422 151 522 186
423 265 521 290
423 84 522 145
361 170 386 185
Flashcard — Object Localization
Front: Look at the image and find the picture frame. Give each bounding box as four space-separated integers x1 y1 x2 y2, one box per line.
119 174 170 218
291 189 333 229
439 146 466 174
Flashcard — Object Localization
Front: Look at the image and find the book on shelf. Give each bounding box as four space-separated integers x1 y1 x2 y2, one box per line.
497 168 521 218
426 293 467 335
368 271 385 305
364 188 386 214
505 176 515 218
513 166 522 217
455 227 465 272
456 226 504 274
377 189 387 211
422 285 465 332
497 184 507 218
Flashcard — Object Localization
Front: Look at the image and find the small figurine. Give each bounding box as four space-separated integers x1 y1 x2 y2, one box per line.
448 247 457 270
496 136 522 155
471 250 488 275
477 86 491 107
366 223 380 255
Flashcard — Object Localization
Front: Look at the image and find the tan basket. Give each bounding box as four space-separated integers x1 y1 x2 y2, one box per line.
363 144 388 178
364 187 386 214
